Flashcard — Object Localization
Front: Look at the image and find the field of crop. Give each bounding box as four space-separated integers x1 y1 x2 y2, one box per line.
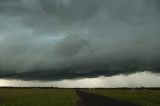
0 88 78 106
85 89 160 106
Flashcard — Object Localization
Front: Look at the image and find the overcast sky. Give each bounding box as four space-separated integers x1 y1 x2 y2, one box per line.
0 0 160 87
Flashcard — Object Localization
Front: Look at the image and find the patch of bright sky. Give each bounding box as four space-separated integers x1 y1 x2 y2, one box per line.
0 71 160 88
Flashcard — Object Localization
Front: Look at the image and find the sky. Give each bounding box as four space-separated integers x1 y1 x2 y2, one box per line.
0 0 160 87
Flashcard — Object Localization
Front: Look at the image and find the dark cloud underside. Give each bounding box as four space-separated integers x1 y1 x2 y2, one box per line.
0 0 160 80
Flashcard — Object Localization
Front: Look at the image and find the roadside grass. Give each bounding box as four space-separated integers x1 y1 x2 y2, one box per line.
0 88 79 106
84 89 160 106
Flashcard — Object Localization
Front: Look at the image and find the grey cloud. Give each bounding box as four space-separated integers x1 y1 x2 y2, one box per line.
0 0 160 80
54 35 88 57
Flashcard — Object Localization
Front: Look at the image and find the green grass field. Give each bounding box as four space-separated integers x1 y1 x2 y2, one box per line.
0 88 78 106
85 89 160 106
0 88 160 106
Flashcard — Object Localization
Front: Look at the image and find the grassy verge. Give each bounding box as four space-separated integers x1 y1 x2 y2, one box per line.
84 89 160 106
0 88 78 106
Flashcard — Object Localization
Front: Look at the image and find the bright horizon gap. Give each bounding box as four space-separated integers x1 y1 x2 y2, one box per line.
0 71 160 88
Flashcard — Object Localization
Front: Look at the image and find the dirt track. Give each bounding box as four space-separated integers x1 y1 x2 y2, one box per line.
76 90 140 106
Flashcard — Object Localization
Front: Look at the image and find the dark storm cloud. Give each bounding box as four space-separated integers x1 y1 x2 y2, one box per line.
0 0 160 80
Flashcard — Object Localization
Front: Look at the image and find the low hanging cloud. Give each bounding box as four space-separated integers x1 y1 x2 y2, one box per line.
0 0 160 81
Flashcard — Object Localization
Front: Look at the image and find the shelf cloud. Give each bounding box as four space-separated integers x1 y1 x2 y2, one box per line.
0 0 160 80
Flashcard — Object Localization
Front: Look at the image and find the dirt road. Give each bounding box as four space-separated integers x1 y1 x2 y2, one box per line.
76 90 140 106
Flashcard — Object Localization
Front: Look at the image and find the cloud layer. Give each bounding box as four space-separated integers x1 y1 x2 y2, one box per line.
0 0 160 80
1 72 160 88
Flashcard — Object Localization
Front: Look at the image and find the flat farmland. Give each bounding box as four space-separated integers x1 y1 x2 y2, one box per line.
84 89 160 106
0 88 160 106
0 88 78 106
